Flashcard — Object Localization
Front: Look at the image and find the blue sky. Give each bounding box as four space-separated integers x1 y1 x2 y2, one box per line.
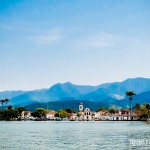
0 0 150 90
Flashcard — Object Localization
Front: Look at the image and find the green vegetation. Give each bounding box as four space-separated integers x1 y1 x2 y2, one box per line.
0 96 150 121
144 103 150 118
109 108 115 114
96 107 117 115
55 109 71 119
0 105 26 121
64 108 76 114
17 107 26 117
31 108 47 119
96 107 108 112
0 99 28 120
135 103 140 112
134 103 150 120
0 98 9 111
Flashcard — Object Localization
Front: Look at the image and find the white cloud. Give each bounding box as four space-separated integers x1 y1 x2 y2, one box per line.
74 33 140 50
29 28 62 45
113 94 124 100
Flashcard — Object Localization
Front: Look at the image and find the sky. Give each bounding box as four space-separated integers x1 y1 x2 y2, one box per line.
0 0 150 91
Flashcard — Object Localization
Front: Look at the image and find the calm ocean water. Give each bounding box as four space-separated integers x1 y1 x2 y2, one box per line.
0 121 149 150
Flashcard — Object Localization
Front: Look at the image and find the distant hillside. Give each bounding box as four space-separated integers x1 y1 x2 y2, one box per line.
0 90 26 99
8 82 100 105
1 77 150 107
97 77 150 99
9 89 48 106
80 88 112 102
112 90 150 108
24 91 150 112
24 100 109 112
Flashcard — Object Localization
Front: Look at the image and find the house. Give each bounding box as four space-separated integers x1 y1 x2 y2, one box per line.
110 110 139 121
110 113 123 121
70 113 78 121
95 110 111 120
46 110 56 120
21 111 33 120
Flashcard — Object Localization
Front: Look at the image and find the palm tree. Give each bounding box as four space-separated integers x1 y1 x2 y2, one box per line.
4 98 9 109
125 91 136 114
0 100 2 110
0 99 6 111
135 103 140 112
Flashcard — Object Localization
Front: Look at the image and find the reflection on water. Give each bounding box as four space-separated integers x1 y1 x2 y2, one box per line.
0 121 149 150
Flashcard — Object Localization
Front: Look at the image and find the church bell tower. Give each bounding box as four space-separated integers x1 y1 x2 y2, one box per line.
79 102 83 112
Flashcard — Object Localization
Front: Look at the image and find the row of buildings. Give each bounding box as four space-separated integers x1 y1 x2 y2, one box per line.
21 102 140 121
74 102 139 121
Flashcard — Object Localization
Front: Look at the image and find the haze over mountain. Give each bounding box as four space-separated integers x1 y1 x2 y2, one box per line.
0 91 26 99
1 77 150 109
8 82 101 106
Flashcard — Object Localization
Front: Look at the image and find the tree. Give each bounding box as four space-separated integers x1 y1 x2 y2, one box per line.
145 103 150 118
139 113 148 120
65 108 76 114
55 110 70 119
125 91 136 114
109 108 115 114
2 106 19 120
0 109 3 120
96 107 108 112
77 113 81 118
135 103 140 112
0 100 2 110
0 105 26 120
16 107 26 118
0 99 5 111
0 98 9 111
32 108 47 119
7 105 12 110
4 98 9 109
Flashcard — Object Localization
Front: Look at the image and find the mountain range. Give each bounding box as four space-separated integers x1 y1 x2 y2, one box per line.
1 77 150 111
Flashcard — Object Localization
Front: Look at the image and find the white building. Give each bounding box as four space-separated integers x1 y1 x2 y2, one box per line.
79 102 83 112
78 102 93 121
95 110 111 120
110 110 139 121
110 113 123 121
83 108 92 120
46 110 56 120
21 111 33 120
70 113 78 121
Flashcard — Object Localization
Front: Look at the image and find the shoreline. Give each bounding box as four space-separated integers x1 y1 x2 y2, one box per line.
0 120 148 122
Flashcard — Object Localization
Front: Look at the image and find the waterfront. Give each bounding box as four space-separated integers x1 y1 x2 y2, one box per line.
0 121 149 150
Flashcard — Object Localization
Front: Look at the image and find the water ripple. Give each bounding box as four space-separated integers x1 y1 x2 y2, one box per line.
0 121 150 150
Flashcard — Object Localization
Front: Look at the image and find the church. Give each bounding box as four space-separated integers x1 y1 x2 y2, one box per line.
78 102 94 121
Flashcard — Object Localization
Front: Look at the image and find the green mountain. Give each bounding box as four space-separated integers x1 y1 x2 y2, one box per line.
9 82 100 106
25 100 109 112
1 77 150 108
